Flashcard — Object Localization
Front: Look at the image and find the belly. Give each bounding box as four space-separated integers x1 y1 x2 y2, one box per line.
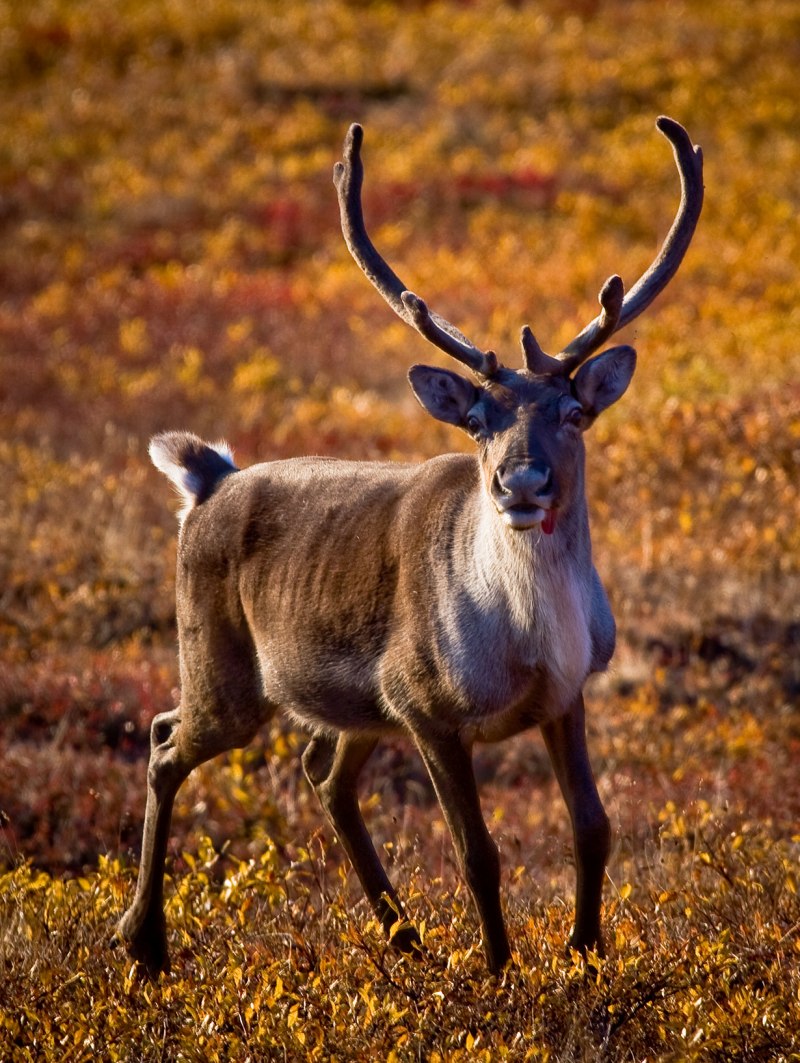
256 639 391 733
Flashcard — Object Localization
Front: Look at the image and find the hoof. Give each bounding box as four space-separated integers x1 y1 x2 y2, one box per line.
115 912 171 979
567 933 605 965
389 921 423 957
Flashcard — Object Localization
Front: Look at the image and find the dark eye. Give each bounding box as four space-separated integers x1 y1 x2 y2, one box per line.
466 414 483 436
562 404 583 427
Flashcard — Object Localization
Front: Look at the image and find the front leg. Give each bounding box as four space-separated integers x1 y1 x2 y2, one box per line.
541 694 611 954
411 727 511 974
302 732 421 954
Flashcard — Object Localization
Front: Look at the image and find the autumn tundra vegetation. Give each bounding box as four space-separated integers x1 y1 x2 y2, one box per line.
1 1 799 1060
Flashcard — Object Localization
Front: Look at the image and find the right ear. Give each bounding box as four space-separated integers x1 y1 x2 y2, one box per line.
408 365 478 427
572 344 637 422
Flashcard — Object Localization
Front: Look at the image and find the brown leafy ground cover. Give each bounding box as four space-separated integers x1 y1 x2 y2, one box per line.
1 0 799 1058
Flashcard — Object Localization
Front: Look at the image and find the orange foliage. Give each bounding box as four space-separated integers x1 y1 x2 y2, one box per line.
1 0 799 1058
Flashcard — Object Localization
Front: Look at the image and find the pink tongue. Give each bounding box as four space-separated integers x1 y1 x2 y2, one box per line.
541 510 556 535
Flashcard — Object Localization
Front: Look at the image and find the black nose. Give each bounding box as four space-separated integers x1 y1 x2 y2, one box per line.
496 461 552 499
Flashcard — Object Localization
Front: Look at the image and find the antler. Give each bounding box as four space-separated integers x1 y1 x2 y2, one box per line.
555 116 704 375
334 124 498 377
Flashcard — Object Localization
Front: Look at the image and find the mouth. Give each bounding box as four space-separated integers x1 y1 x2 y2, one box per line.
498 503 557 533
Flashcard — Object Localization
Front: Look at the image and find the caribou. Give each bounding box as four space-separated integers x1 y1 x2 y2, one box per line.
116 117 703 977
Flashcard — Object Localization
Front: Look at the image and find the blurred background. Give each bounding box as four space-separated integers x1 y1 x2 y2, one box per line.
0 0 798 895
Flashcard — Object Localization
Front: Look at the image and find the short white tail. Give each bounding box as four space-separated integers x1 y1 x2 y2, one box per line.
148 431 237 523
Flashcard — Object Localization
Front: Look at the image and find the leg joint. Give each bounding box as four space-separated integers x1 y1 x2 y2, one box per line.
302 736 335 789
151 710 180 750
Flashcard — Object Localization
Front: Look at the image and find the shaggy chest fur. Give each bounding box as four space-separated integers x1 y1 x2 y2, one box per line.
434 522 594 725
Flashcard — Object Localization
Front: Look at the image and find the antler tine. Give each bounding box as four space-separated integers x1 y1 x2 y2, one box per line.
558 116 704 372
520 325 562 374
558 274 625 374
333 125 405 314
402 293 498 375
334 123 497 377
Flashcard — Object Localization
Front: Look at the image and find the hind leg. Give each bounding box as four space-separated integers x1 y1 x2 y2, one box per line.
116 701 269 976
116 617 271 976
303 732 421 953
115 707 198 976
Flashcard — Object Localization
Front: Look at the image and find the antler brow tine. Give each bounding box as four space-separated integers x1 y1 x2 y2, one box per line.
334 123 498 377
558 274 625 374
520 325 561 374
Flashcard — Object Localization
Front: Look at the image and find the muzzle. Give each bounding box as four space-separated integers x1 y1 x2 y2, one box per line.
491 461 557 533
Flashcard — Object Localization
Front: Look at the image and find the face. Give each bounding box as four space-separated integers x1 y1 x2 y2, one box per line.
408 345 636 533
464 370 584 532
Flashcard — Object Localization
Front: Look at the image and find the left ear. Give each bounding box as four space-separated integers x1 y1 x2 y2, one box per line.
573 344 636 420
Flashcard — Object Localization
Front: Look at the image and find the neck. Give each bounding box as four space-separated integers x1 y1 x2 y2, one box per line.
466 487 595 705
472 486 592 574
456 484 589 637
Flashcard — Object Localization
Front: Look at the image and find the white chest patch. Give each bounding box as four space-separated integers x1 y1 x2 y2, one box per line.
438 517 593 718
533 554 592 706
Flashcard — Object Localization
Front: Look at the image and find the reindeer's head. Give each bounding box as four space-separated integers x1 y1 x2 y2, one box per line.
408 350 635 533
334 119 703 534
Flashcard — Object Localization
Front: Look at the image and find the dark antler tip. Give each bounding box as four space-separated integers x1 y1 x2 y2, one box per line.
338 125 365 188
346 123 364 151
401 290 427 323
600 274 624 311
401 290 423 308
520 325 543 356
656 116 703 179
656 115 690 148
